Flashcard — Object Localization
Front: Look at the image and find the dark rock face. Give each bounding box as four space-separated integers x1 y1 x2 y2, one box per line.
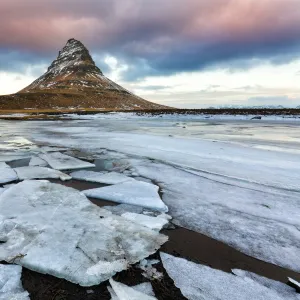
21 38 108 93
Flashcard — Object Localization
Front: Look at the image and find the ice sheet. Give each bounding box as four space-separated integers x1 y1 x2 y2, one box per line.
0 162 18 184
2 117 300 272
0 264 29 300
160 253 300 300
0 181 168 286
70 170 135 184
84 181 168 212
39 152 95 170
133 160 300 272
14 166 71 181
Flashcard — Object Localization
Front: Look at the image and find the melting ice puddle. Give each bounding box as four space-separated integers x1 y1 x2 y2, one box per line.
6 158 31 168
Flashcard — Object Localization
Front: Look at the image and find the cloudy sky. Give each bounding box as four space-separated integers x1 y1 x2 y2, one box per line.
1 0 300 108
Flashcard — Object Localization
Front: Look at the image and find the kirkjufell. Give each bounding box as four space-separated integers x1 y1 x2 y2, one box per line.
0 38 168 111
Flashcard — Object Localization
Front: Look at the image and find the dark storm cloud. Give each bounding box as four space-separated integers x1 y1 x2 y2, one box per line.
1 0 300 79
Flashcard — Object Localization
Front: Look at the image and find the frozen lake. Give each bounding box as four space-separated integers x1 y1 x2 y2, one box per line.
1 115 300 277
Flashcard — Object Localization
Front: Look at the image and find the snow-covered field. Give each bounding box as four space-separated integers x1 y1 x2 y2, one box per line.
0 114 300 298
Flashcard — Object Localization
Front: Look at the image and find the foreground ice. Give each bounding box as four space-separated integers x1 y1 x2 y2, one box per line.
160 253 300 300
39 152 95 170
70 170 135 184
108 279 157 300
0 181 168 286
84 181 168 212
3 117 300 272
0 264 29 300
133 160 300 272
0 162 18 184
14 166 71 181
121 213 169 231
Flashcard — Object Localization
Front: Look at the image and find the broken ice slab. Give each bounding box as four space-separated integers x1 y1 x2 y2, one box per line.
160 252 300 300
14 166 71 181
70 170 135 184
0 162 18 184
29 156 48 167
108 279 157 300
84 181 168 212
288 277 300 293
39 152 95 170
0 264 30 300
121 212 169 231
0 181 168 286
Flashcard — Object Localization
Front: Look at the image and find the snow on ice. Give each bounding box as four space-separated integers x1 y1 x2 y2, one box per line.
0 264 29 300
0 162 18 184
14 166 71 181
70 170 135 184
0 181 168 286
84 181 168 212
39 152 95 170
160 253 300 300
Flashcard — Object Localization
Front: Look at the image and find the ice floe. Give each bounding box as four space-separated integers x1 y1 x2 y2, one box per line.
70 170 135 184
39 152 95 170
14 166 71 181
160 253 300 300
0 264 29 300
84 181 168 212
0 162 18 184
121 213 169 231
108 279 157 300
29 156 48 167
0 181 167 286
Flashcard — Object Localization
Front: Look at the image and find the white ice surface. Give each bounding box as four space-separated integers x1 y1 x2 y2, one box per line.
14 166 71 181
70 170 135 184
39 152 95 170
109 279 157 300
133 160 300 272
2 117 300 272
0 162 18 184
84 181 168 212
0 181 168 286
0 264 29 300
160 253 300 300
29 156 48 167
121 213 168 231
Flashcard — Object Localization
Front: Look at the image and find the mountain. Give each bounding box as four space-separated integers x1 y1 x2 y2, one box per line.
0 39 169 111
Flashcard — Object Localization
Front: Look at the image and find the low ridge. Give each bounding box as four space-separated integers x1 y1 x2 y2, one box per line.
0 38 169 111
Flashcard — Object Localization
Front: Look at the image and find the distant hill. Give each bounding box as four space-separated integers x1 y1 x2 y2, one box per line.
0 39 169 111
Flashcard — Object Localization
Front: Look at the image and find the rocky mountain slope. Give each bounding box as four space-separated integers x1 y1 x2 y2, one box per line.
0 39 169 111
